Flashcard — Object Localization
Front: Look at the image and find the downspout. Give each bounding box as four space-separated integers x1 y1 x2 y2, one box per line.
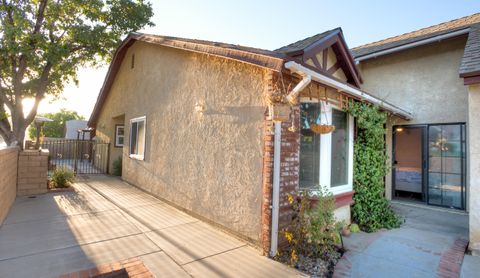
269 73 312 257
285 74 312 104
270 121 281 257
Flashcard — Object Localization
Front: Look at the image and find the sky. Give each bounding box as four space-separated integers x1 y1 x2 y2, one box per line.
27 0 480 119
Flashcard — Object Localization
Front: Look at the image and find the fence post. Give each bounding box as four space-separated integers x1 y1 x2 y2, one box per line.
73 140 78 174
106 143 111 174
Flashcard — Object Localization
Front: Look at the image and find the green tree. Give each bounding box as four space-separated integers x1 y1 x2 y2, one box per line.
0 0 153 148
28 109 84 139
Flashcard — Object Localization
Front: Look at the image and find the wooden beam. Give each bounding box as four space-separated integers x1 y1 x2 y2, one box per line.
327 62 341 74
311 56 322 69
322 48 328 69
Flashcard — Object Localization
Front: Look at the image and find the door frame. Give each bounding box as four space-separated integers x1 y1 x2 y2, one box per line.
392 122 467 210
392 124 428 202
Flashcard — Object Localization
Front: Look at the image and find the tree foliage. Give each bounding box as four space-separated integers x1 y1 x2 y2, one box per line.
345 101 401 232
28 108 84 139
0 0 153 147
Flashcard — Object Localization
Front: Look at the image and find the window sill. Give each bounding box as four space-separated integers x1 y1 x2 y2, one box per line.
129 154 144 160
309 190 355 209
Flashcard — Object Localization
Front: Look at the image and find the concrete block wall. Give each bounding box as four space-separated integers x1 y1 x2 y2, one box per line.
17 150 49 196
0 147 19 224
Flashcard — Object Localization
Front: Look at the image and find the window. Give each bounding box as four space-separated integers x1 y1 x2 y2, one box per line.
299 100 354 195
129 116 146 160
115 125 125 147
331 109 349 187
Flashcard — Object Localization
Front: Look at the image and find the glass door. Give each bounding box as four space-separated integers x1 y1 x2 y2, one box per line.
427 124 466 209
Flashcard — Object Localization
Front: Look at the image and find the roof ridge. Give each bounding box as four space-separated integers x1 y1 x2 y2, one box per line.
275 27 341 53
352 12 480 50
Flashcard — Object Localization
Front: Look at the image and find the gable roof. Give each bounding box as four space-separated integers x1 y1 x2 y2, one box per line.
88 30 365 126
276 28 341 55
276 28 362 86
352 13 480 59
460 23 480 78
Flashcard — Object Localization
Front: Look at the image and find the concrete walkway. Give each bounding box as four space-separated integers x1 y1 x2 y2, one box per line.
334 202 469 278
0 175 303 278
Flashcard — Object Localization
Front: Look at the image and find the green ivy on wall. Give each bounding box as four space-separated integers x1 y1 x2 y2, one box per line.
345 101 401 232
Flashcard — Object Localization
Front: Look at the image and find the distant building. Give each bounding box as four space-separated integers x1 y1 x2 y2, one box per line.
65 120 90 139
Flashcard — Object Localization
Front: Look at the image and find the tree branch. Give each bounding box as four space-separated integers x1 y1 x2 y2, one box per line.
24 62 52 126
15 0 49 93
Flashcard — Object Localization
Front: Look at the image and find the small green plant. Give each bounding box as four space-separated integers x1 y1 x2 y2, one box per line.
51 167 75 188
350 223 360 233
112 156 122 176
282 186 341 266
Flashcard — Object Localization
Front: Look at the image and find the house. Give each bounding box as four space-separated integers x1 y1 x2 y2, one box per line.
352 13 480 255
64 120 90 139
88 29 410 255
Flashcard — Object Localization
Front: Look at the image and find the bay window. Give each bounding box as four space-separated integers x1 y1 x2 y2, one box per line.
299 100 354 194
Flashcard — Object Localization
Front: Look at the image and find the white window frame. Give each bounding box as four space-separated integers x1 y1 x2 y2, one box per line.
300 98 354 195
129 116 146 160
114 125 125 148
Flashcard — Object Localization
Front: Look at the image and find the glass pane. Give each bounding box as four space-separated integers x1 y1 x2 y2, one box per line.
428 173 442 206
130 122 138 154
299 103 321 188
137 120 145 156
331 109 348 187
428 124 465 209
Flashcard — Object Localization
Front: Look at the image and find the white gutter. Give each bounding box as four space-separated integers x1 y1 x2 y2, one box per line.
284 61 413 120
270 121 282 257
355 28 470 62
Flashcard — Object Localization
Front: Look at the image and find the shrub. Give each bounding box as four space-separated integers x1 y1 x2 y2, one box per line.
282 187 341 266
112 156 122 176
345 101 401 232
51 167 75 188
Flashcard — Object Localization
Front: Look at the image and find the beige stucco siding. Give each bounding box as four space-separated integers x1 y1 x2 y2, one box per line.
468 84 480 255
95 41 268 243
358 37 469 200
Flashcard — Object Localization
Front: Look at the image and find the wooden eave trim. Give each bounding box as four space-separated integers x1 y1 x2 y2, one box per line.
464 75 480 85
460 70 480 78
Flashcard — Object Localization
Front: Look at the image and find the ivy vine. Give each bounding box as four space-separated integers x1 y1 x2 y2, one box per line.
345 101 401 232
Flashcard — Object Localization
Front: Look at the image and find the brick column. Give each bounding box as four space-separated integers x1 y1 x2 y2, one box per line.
0 147 19 224
17 150 49 196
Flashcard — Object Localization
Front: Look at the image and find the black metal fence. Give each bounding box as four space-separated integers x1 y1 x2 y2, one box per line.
40 139 110 175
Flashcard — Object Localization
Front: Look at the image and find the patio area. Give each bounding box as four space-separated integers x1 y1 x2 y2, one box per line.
0 175 303 278
334 201 469 278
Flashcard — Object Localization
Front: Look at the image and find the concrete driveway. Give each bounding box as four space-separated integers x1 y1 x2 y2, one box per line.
0 175 303 278
334 202 469 278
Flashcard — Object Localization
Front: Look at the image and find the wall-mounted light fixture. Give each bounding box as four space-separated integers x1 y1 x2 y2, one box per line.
194 102 206 114
395 127 404 132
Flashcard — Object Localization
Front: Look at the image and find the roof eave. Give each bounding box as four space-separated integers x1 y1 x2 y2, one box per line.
354 28 471 62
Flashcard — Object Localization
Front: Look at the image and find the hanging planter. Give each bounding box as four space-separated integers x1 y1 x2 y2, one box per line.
310 124 335 134
309 97 335 134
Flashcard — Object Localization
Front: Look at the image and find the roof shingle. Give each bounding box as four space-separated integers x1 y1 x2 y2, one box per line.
275 28 340 54
352 13 480 58
460 24 480 77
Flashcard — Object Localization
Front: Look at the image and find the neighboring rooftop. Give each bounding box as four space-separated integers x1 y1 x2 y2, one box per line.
352 13 480 58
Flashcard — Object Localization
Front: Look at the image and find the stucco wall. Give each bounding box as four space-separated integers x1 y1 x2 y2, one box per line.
358 37 469 200
0 147 18 225
468 84 480 255
95 41 268 243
